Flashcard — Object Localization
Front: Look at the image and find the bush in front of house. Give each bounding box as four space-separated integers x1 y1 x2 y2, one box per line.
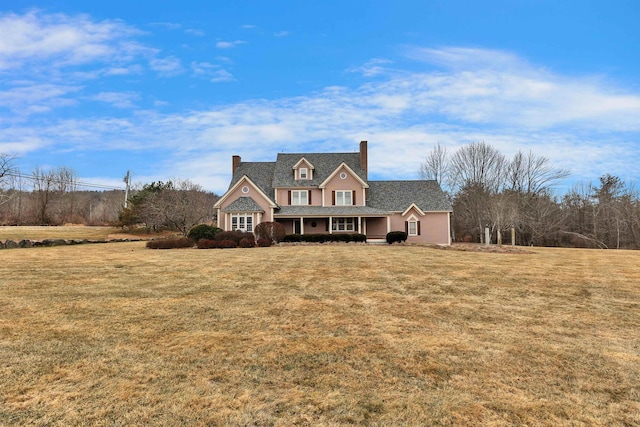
187 224 222 242
281 233 366 243
239 237 255 248
217 239 238 249
214 230 254 244
256 238 273 247
147 237 195 249
197 239 218 249
254 221 286 243
282 233 303 243
386 231 407 244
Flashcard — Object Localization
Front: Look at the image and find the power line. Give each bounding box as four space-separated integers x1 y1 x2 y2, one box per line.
3 172 126 191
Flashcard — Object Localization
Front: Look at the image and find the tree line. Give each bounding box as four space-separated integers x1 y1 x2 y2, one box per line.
420 142 640 249
0 154 218 231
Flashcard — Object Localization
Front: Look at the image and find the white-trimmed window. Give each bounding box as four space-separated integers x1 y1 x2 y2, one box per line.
299 167 308 179
334 190 352 206
231 213 253 232
408 220 418 236
406 218 420 236
332 217 355 232
291 190 309 205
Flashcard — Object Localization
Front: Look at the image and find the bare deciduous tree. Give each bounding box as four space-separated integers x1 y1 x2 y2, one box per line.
419 142 449 187
449 141 506 193
32 167 57 225
507 150 569 195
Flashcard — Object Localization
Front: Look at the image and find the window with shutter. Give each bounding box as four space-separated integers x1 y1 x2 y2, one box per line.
291 190 308 205
335 190 352 206
408 220 418 236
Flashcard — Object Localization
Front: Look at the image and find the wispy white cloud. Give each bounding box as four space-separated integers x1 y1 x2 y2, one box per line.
104 64 144 76
149 56 183 76
91 91 139 109
0 10 149 72
0 83 82 114
274 31 290 37
191 61 235 82
185 28 205 36
3 39 640 192
148 22 182 30
240 24 256 29
348 58 393 77
215 40 247 49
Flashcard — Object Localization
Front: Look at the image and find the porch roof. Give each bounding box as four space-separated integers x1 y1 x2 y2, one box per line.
222 196 265 213
275 205 390 217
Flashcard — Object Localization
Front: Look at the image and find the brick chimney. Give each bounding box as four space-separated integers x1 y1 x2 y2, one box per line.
232 155 241 175
359 140 368 180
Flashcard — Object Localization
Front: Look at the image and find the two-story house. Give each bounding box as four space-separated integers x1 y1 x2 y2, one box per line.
213 141 452 244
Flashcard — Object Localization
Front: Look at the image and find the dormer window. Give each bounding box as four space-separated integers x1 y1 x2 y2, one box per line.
293 157 314 180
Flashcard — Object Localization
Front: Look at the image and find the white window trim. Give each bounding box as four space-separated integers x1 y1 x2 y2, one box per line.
332 217 355 232
291 190 309 206
231 213 254 232
335 190 352 206
407 214 419 236
408 220 418 236
299 167 308 179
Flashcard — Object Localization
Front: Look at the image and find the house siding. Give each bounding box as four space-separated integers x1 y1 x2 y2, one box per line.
389 211 450 244
323 166 364 206
276 188 322 206
217 180 274 230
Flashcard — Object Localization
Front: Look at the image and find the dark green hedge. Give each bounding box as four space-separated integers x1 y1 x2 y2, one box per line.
386 231 408 244
282 233 366 243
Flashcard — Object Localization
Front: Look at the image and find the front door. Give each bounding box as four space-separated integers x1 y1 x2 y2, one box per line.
294 219 301 234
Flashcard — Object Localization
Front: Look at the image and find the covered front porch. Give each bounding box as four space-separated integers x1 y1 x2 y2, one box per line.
273 206 392 240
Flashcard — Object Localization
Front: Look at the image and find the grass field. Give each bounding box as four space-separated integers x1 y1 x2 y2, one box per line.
0 226 122 241
0 243 638 426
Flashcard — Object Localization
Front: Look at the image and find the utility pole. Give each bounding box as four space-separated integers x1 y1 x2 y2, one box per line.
123 170 131 208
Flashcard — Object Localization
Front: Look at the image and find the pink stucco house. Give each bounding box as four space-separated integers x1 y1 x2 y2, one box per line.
213 141 452 244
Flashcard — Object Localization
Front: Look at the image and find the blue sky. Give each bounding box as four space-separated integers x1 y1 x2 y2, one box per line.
1 0 639 194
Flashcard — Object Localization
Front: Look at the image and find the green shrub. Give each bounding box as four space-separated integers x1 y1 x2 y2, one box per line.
281 233 366 243
386 231 407 244
187 224 222 242
352 233 367 243
282 234 303 243
147 237 195 249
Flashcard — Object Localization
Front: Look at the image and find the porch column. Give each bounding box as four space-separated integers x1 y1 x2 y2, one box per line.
329 216 333 234
357 217 362 234
386 216 391 234
300 216 304 235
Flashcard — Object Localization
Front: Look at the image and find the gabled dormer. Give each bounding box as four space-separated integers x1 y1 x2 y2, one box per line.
292 157 314 181
319 162 369 207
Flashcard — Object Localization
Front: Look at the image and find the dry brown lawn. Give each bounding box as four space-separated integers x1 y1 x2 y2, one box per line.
0 226 121 241
0 243 638 426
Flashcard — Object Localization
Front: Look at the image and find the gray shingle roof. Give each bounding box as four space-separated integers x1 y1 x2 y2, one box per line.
229 162 276 201
275 205 390 217
272 152 366 187
367 180 452 212
222 196 265 213
227 154 451 214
